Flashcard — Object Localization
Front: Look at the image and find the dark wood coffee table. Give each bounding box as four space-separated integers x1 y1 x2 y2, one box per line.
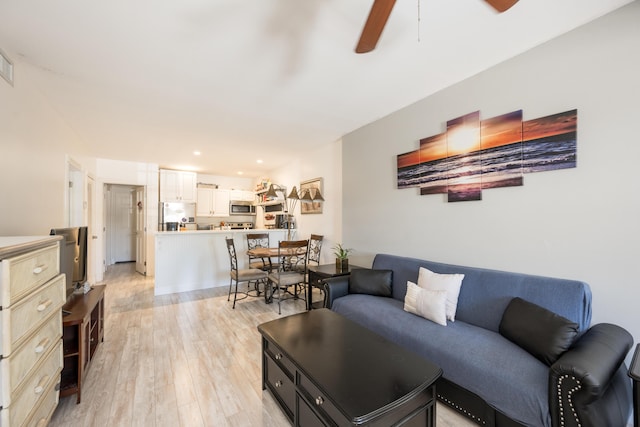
258 309 442 426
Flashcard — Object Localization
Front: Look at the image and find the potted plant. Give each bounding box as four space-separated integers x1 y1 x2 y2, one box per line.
333 244 352 271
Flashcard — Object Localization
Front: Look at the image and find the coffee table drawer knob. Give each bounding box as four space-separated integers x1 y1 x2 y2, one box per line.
315 396 324 406
275 353 283 360
275 380 283 388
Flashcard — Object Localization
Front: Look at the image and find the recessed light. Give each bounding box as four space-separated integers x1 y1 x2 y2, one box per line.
257 159 263 164
237 171 243 175
193 151 201 156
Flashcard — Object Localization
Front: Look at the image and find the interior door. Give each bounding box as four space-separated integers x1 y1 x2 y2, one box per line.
86 176 96 284
135 186 146 275
110 185 135 263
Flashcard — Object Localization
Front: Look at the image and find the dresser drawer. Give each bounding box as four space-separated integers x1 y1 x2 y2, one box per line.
0 244 59 307
23 377 60 427
1 342 62 427
265 354 295 418
1 274 65 355
0 312 62 407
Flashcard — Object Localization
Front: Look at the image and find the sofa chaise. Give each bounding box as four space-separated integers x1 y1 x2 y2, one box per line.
323 253 633 427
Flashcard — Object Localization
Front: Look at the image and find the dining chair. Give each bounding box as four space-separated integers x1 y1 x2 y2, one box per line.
246 233 271 270
225 237 268 309
268 240 309 315
308 234 323 266
305 234 324 305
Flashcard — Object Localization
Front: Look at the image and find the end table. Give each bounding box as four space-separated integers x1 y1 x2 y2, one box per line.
307 264 364 310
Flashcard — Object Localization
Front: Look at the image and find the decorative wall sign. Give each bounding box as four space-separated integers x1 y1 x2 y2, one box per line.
300 177 323 214
397 109 577 202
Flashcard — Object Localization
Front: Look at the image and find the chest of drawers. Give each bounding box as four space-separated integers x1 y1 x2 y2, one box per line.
0 236 66 427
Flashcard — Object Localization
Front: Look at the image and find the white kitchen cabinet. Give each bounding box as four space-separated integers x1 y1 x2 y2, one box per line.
160 170 197 202
197 188 230 217
230 190 255 202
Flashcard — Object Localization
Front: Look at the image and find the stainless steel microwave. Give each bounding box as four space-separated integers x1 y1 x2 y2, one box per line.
229 201 256 216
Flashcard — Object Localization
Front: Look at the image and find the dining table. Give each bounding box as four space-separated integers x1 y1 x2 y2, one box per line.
247 246 306 304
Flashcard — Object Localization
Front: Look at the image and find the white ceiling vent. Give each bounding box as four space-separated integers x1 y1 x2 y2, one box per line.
0 49 14 86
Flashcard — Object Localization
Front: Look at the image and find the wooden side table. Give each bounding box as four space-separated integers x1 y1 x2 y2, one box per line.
306 264 364 310
60 285 105 403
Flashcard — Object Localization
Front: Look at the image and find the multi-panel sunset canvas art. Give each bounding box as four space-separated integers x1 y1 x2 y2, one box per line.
397 109 577 202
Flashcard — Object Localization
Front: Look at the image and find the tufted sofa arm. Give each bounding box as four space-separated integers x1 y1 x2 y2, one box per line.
323 276 350 309
549 323 633 427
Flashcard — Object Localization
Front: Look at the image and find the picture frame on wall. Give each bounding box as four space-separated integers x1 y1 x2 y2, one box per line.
300 177 323 214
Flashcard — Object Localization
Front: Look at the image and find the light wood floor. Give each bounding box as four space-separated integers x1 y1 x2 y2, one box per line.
50 263 475 427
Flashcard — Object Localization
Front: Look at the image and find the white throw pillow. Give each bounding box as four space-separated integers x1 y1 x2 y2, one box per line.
417 267 464 322
404 281 448 326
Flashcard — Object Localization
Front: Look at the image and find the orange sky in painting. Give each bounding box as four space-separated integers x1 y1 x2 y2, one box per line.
523 109 577 141
419 133 447 163
481 110 523 149
397 150 420 168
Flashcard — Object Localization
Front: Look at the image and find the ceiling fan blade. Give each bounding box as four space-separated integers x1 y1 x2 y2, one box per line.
484 0 519 13
355 0 397 54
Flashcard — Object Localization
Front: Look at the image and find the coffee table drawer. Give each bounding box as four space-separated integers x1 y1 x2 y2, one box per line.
265 354 295 417
297 392 329 427
298 372 344 424
264 340 294 375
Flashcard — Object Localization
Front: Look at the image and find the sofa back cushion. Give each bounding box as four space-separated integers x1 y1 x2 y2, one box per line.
499 297 579 365
349 269 393 297
372 253 592 334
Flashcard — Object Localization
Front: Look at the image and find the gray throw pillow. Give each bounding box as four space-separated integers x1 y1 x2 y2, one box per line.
349 269 393 297
499 297 579 366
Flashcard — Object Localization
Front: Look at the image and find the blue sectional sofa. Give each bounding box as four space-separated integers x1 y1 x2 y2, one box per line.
323 254 633 427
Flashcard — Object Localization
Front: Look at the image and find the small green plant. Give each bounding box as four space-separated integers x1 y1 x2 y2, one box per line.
333 244 352 260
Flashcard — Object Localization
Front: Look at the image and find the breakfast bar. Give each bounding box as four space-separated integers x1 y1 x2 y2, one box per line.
154 229 287 296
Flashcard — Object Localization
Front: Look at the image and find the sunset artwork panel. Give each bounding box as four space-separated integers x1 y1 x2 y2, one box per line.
480 109 524 190
446 111 482 202
397 149 421 188
417 133 448 195
396 108 577 202
522 109 577 173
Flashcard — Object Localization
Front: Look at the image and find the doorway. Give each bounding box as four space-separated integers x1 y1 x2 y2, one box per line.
105 184 146 274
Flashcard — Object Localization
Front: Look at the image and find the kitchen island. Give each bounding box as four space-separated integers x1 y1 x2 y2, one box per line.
154 229 288 296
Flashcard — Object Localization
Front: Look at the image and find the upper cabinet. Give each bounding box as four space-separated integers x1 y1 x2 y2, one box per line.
196 188 230 217
229 189 255 202
160 170 197 202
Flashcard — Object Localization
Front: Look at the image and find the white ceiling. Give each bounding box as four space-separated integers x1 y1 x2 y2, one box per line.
0 0 633 177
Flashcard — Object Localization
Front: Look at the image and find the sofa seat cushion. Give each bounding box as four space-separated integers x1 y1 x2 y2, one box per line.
332 294 552 427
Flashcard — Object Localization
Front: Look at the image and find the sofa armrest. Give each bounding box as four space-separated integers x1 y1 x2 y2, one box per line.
549 323 633 427
322 276 350 309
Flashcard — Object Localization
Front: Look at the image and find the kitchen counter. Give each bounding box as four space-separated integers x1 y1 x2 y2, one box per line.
154 229 289 296
154 228 279 234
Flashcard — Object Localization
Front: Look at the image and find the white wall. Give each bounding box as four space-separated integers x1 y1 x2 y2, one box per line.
342 2 640 345
268 139 343 264
0 54 89 236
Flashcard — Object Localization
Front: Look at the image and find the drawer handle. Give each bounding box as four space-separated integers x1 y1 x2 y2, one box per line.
274 380 283 388
275 353 283 360
37 299 53 312
34 374 49 394
33 265 47 274
315 396 325 406
35 337 51 354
